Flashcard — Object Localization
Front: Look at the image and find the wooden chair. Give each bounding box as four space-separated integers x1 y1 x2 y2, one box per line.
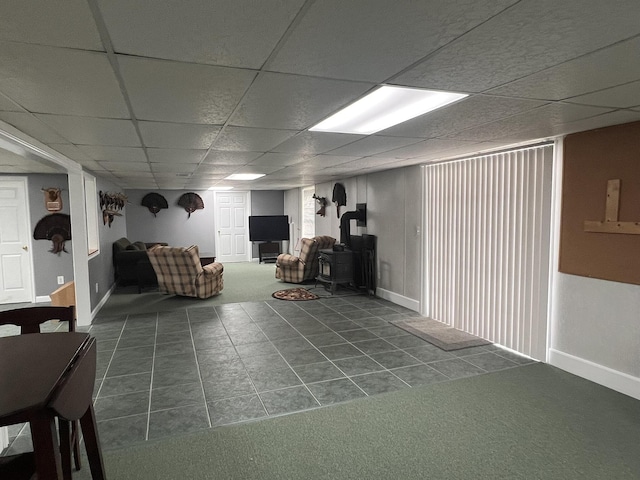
0 306 81 480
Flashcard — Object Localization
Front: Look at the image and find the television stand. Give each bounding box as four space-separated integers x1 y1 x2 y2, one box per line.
259 242 280 263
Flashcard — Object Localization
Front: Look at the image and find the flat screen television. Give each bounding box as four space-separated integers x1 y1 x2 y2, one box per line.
249 215 290 242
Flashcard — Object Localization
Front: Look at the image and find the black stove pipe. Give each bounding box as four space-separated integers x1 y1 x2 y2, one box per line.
339 206 366 246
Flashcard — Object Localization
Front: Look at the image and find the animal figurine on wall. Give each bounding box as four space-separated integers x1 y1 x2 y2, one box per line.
178 192 204 218
33 213 72 254
42 187 63 212
312 194 327 217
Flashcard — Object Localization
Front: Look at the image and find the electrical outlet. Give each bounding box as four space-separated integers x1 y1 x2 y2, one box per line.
57 276 64 285
95 283 99 293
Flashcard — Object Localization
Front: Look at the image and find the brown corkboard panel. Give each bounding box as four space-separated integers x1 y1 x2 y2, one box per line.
559 121 640 285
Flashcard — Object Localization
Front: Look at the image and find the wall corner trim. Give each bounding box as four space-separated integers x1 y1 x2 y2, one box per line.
91 283 116 321
549 348 640 401
375 288 420 312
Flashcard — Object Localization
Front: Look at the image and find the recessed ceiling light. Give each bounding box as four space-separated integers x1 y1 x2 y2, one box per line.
208 186 234 190
309 86 468 135
225 173 265 181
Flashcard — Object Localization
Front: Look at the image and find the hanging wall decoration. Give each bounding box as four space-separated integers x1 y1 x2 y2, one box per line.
141 192 169 217
312 194 327 217
177 192 204 218
33 213 72 254
41 187 63 212
99 191 127 227
332 183 347 218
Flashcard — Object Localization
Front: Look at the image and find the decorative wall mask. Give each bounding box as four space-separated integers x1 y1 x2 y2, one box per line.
141 192 168 217
33 213 72 254
332 183 347 218
99 190 127 227
42 187 63 212
177 192 204 218
312 194 327 217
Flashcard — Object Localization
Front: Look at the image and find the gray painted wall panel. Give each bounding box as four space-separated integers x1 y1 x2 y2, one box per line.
88 176 127 309
124 189 215 253
27 174 75 298
250 191 285 258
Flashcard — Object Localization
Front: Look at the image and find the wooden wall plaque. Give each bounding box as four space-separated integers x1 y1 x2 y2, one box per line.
559 121 640 285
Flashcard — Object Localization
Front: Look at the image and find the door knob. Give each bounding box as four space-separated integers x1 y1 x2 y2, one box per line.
22 245 28 251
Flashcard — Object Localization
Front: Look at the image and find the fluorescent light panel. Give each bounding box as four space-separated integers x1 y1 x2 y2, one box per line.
208 186 233 190
310 86 467 135
225 173 265 181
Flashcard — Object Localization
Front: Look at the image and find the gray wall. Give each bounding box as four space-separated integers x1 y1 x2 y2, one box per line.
284 165 422 303
27 174 75 298
88 175 127 310
124 189 215 253
250 191 285 258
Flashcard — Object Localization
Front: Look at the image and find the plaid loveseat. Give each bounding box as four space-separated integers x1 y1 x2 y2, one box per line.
147 245 223 299
275 235 336 283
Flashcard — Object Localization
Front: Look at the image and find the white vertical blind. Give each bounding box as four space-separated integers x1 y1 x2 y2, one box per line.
424 145 553 360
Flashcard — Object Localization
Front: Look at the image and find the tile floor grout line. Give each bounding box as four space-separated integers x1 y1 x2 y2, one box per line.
93 316 127 402
144 312 159 441
188 307 214 429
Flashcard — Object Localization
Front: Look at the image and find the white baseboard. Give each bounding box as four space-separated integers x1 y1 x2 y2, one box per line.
90 283 116 321
375 288 420 312
549 348 640 400
36 295 51 303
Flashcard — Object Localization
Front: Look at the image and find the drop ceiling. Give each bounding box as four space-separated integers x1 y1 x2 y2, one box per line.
1 0 639 189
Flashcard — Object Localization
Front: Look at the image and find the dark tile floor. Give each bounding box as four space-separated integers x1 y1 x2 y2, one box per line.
2 294 535 472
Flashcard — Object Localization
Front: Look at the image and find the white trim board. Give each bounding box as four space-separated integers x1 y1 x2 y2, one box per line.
549 348 640 401
91 283 116 320
375 288 420 312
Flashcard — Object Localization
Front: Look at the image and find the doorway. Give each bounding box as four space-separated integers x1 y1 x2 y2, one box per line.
0 176 34 304
214 191 251 263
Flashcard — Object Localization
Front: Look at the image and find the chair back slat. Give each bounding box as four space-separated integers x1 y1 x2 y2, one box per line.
0 306 75 334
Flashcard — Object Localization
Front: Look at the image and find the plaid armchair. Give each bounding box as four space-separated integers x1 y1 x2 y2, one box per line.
147 245 223 299
275 235 336 283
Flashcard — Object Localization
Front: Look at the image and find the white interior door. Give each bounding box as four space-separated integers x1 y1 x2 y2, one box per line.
0 177 33 304
215 191 250 263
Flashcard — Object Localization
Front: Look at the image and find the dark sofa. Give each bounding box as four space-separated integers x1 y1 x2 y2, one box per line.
112 238 166 292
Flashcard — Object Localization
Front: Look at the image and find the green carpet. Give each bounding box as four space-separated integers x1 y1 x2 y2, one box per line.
102 364 640 479
102 262 295 315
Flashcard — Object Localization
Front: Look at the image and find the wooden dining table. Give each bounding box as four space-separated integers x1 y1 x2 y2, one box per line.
0 332 106 480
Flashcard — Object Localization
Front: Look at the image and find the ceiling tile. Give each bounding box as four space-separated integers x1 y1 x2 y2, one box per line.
150 163 196 174
202 151 262 165
233 165 284 175
48 144 94 162
147 148 206 164
35 115 140 146
249 153 312 167
380 95 546 138
0 0 103 49
0 112 69 144
567 81 640 108
444 103 614 142
395 0 640 92
488 37 640 101
296 155 361 169
371 138 484 159
213 126 297 152
271 131 364 154
0 93 22 112
98 0 304 68
0 42 128 117
327 135 423 157
526 110 640 139
98 161 151 173
269 0 518 82
118 56 257 124
229 72 373 129
76 146 147 162
138 121 221 149
195 164 238 174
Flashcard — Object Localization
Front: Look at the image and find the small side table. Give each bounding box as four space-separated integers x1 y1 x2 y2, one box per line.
258 242 280 263
199 253 216 266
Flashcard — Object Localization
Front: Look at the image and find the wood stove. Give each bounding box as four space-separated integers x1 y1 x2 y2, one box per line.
317 249 353 293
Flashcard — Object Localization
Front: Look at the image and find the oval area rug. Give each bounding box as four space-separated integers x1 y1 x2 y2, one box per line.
272 287 319 301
